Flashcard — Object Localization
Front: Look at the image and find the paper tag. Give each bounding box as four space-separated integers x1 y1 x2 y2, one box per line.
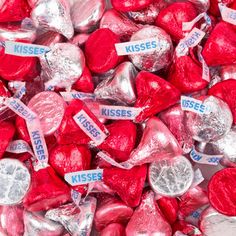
13 84 26 99
182 13 207 31
65 169 103 186
115 38 162 56
4 97 36 121
60 91 96 102
4 97 48 167
99 105 142 120
26 120 49 164
176 28 206 56
197 46 210 82
190 147 223 165
73 110 108 145
6 140 34 156
181 96 210 114
219 3 236 25
191 168 204 188
4 41 50 57
97 151 133 169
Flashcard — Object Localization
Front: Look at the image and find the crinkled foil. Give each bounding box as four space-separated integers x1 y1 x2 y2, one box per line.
40 43 85 90
28 91 66 136
188 0 210 12
0 158 30 205
129 26 173 72
197 127 236 164
185 96 233 142
24 211 64 236
149 156 194 197
0 23 36 42
46 197 97 236
128 0 168 24
31 0 74 39
71 0 105 32
95 61 137 105
200 207 236 236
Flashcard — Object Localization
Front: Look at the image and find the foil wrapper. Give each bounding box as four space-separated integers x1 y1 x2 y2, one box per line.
0 158 30 205
185 96 233 142
128 0 168 24
129 26 173 72
95 61 137 105
196 127 236 164
149 156 194 197
200 207 236 236
128 117 182 166
35 31 64 47
94 196 133 231
28 91 66 136
71 0 105 32
221 65 236 81
31 0 74 39
126 191 172 236
100 223 125 236
24 211 64 236
46 197 97 236
159 104 194 153
71 33 90 47
41 43 85 90
0 22 36 42
100 9 141 41
0 205 24 236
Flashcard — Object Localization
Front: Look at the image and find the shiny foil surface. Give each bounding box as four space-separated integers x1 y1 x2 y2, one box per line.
95 61 137 105
200 207 236 236
31 0 74 39
185 96 233 142
24 211 64 236
0 158 30 205
41 43 85 90
28 91 66 136
129 25 173 72
149 156 194 197
71 0 105 32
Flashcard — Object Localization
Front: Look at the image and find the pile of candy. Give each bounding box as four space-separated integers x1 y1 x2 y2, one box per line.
0 0 236 235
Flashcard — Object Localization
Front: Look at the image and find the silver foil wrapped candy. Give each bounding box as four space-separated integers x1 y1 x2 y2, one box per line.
129 25 173 72
0 158 30 206
24 211 64 236
185 96 233 143
40 43 85 90
94 61 137 105
71 0 106 33
200 207 236 236
31 0 74 39
149 155 194 197
46 197 97 236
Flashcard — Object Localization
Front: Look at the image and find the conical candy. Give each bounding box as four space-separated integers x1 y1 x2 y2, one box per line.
95 61 137 105
94 196 133 231
111 0 153 12
202 22 236 66
98 120 137 162
168 55 208 94
135 71 180 122
129 117 182 166
23 166 71 211
126 191 172 236
103 165 147 207
31 0 74 39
